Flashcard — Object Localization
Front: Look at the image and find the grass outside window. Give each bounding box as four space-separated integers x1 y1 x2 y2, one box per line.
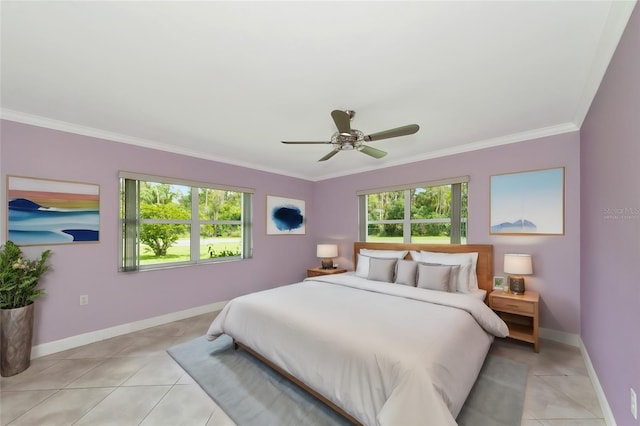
140 239 241 265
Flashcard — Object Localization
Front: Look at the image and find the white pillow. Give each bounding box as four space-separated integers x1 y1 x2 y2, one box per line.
360 249 408 259
355 254 371 277
356 249 408 278
416 251 478 292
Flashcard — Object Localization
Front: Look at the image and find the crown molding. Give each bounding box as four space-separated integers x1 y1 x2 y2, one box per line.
2 109 578 182
312 122 579 181
0 109 313 182
573 0 637 128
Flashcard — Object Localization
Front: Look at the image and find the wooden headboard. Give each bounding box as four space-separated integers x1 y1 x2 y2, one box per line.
353 242 494 296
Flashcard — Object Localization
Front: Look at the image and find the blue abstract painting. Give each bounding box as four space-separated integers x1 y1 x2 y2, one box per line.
8 176 100 245
266 195 305 235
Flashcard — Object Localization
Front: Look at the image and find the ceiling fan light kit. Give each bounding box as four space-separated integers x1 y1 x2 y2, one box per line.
282 110 419 162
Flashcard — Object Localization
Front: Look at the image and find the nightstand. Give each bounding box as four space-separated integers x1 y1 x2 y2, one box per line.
489 290 540 352
307 267 347 278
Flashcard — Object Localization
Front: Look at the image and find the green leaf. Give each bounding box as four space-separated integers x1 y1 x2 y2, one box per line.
0 241 51 308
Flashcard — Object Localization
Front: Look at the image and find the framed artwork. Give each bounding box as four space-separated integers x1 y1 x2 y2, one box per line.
490 167 564 235
493 276 505 291
266 195 305 235
7 176 100 245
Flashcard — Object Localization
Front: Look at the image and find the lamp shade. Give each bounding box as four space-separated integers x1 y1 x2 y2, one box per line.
317 244 338 258
503 254 532 275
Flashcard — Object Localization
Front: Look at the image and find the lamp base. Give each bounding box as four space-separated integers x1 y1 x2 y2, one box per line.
509 276 525 294
321 258 333 269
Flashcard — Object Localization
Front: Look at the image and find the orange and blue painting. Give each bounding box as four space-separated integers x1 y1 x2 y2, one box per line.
8 176 100 245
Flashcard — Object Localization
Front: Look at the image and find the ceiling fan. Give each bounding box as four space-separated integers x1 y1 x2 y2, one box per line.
281 110 420 162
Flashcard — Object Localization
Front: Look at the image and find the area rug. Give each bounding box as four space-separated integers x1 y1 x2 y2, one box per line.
168 335 527 426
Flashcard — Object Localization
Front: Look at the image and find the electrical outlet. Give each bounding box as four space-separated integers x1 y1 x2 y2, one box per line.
79 295 89 306
632 388 637 420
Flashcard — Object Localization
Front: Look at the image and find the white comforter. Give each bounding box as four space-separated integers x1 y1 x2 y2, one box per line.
207 273 508 426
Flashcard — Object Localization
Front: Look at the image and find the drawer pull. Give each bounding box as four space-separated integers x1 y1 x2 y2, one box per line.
506 304 520 308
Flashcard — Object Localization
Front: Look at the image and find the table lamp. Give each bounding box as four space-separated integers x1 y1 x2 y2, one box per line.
503 254 532 294
317 244 338 269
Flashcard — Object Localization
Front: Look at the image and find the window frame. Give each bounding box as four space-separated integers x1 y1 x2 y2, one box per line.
357 176 469 244
119 171 254 272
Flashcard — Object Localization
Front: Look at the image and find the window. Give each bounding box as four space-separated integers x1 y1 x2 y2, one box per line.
358 176 468 244
120 172 253 271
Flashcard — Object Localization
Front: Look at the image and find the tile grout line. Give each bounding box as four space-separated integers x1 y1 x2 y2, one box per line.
61 357 112 390
535 373 604 419
4 388 61 425
135 384 175 426
70 386 120 426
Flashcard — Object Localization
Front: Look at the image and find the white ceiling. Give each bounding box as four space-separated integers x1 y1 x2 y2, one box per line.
1 1 636 181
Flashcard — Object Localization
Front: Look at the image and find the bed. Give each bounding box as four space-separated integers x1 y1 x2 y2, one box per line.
207 243 508 425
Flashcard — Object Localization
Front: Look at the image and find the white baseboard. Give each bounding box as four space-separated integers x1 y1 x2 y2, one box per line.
31 301 227 359
579 337 617 426
540 327 581 347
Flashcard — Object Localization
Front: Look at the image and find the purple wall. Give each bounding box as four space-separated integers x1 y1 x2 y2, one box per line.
1 120 584 349
1 119 583 346
314 131 581 333
581 3 640 425
0 120 317 345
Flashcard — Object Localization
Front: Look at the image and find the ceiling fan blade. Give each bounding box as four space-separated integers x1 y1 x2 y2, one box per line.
319 149 340 162
331 110 352 134
281 141 332 144
364 124 419 142
358 145 387 159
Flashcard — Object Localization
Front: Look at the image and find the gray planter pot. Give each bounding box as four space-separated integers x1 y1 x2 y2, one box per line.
1 303 35 377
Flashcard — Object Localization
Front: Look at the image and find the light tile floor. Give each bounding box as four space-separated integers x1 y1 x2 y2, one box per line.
1 312 605 425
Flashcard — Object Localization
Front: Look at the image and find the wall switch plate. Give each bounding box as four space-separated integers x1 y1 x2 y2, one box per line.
632 388 637 420
79 295 89 306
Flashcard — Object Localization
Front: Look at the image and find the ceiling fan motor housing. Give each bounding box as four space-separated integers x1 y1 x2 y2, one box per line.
332 129 364 150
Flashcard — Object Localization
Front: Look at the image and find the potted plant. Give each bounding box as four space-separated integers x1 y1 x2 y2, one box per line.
0 241 51 377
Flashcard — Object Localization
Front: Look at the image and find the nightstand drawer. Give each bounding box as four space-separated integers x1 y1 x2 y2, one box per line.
491 297 534 315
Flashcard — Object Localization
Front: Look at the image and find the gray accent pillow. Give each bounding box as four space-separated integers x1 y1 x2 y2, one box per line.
421 262 459 292
394 260 418 286
447 265 460 292
368 257 397 283
417 263 452 292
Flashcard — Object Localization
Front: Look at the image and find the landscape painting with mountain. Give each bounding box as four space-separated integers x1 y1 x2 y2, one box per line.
490 167 564 235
